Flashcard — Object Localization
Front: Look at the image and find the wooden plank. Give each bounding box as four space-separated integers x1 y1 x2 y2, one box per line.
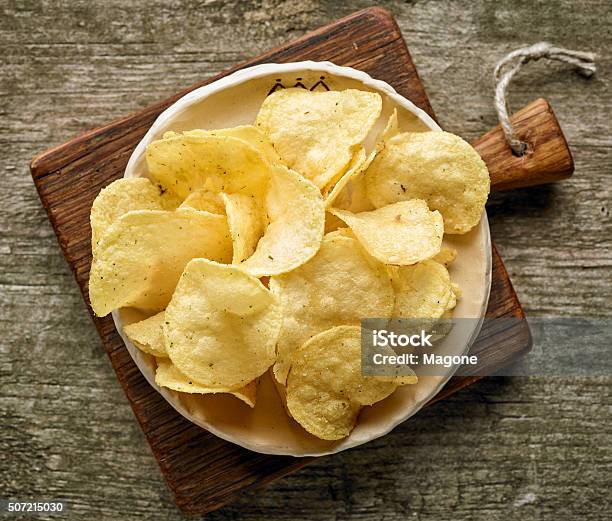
29 7 531 515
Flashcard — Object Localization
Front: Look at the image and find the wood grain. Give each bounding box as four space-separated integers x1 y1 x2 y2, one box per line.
474 98 574 191
3 1 610 520
28 7 533 515
30 7 432 175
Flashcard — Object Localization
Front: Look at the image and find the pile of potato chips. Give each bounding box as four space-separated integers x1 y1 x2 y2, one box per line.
89 87 489 440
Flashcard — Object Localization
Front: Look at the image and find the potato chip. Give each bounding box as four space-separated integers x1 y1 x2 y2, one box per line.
323 148 375 209
220 192 264 264
330 200 443 265
322 147 366 204
88 208 232 316
255 88 382 188
180 188 265 263
328 109 398 212
380 108 399 142
390 259 458 320
270 233 394 384
155 358 257 407
433 246 457 267
323 227 353 240
324 211 347 234
179 189 225 214
286 326 406 440
208 125 282 164
240 165 324 277
90 177 179 253
270 368 293 418
365 131 490 234
177 125 282 165
332 172 375 214
146 134 270 200
123 311 167 358
164 259 281 390
380 372 419 387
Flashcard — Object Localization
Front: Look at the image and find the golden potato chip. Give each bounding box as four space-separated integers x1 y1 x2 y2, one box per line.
332 172 374 213
183 188 265 265
164 259 281 390
206 125 282 164
255 88 382 188
365 131 490 234
323 227 353 240
179 189 225 214
380 108 399 142
88 209 232 316
322 147 366 204
270 233 394 384
381 373 419 387
123 311 167 358
390 259 458 320
220 192 264 264
433 246 457 267
90 177 179 253
270 368 293 418
146 134 270 200
323 148 374 208
324 211 347 234
176 125 281 165
240 165 324 277
286 326 405 440
330 200 443 265
290 394 359 440
155 358 258 407
328 109 398 212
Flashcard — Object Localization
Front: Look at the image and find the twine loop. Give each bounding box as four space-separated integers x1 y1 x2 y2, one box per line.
494 42 596 155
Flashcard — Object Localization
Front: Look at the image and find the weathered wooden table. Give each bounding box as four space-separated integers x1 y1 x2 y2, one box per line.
1 1 610 520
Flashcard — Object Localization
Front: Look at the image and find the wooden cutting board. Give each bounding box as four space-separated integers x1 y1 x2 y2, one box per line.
30 7 534 515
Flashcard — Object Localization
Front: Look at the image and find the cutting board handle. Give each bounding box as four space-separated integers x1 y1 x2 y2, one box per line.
472 98 574 192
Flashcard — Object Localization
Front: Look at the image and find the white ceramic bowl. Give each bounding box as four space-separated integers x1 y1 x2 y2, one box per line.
115 61 492 456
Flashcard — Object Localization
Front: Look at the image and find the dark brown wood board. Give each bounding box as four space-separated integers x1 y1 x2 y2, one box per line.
29 7 531 515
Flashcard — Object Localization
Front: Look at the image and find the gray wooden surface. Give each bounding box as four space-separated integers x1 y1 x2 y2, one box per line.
1 1 611 520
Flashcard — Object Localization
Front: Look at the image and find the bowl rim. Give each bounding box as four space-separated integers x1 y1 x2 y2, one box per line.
118 60 492 456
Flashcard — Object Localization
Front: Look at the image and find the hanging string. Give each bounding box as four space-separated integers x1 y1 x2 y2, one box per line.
494 42 596 155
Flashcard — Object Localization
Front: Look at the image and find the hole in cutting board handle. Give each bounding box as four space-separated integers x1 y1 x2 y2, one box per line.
471 98 574 192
